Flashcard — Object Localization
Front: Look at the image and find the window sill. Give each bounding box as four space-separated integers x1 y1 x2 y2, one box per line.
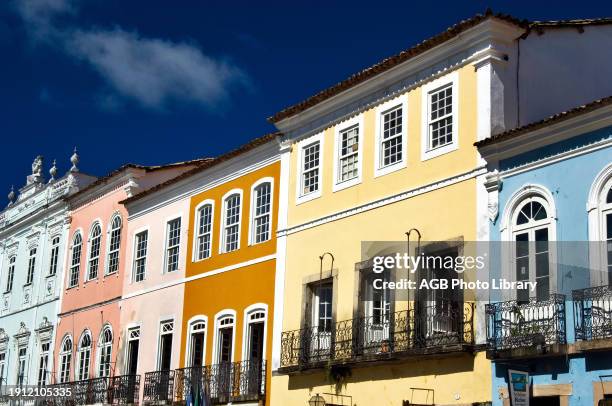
192 256 211 263
296 190 321 206
421 142 458 161
104 271 118 278
23 283 32 287
374 160 406 178
332 176 361 193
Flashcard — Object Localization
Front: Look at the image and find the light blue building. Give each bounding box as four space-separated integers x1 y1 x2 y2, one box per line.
478 97 612 406
0 152 95 388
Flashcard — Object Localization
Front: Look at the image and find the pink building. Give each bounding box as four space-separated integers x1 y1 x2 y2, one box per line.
53 162 202 393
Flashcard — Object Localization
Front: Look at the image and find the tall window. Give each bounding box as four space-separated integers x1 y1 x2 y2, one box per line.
189 321 206 367
133 231 148 282
252 182 272 244
380 106 403 167
0 351 5 385
196 204 213 260
17 347 27 386
603 186 612 284
5 256 15 292
216 316 234 364
223 194 241 253
87 223 102 280
26 248 37 285
77 332 92 380
165 218 181 273
513 197 552 302
245 309 265 363
98 328 113 377
428 84 453 150
126 328 140 376
158 321 174 371
338 126 359 182
59 336 72 383
69 232 82 288
107 215 122 275
301 142 320 196
37 342 50 386
49 237 60 276
312 282 333 333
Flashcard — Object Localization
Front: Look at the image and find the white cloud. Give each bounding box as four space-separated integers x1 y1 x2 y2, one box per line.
13 0 247 110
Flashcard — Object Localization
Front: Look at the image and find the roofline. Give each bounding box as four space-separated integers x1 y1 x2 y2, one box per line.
474 96 612 149
268 11 612 124
119 132 283 206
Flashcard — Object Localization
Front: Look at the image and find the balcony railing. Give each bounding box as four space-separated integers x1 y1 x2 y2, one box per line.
108 375 140 405
39 375 140 406
280 301 474 369
71 377 110 405
174 360 266 404
485 293 566 353
574 285 612 341
143 370 174 404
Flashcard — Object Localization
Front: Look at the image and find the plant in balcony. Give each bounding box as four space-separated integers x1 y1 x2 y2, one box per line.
325 362 351 392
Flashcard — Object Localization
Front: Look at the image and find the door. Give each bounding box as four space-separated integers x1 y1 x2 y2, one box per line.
127 339 139 376
247 322 264 396
362 271 391 354
217 327 233 401
190 332 204 367
311 282 333 360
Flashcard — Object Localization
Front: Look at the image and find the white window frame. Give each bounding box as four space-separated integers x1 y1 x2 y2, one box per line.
193 200 215 262
48 235 61 276
184 315 208 367
77 330 92 381
124 325 141 375
131 227 150 283
374 94 408 177
97 325 113 378
5 255 16 293
219 189 243 254
212 310 236 364
86 220 103 281
0 351 6 385
156 318 175 370
333 115 364 191
105 213 122 276
248 178 274 245
295 132 324 204
241 304 268 363
17 346 27 385
68 230 83 288
163 215 183 274
58 335 72 383
37 341 50 386
587 163 612 285
421 71 459 161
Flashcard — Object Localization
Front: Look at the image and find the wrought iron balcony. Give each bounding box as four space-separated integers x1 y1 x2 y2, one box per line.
280 301 474 369
38 375 140 406
143 370 174 404
174 359 266 404
574 285 612 341
71 376 110 405
485 293 566 354
108 374 140 405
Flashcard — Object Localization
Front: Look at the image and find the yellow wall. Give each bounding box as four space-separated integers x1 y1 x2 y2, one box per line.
181 161 280 406
273 65 491 405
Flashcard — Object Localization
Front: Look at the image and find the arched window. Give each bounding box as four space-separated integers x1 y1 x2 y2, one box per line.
215 314 235 364
87 223 102 280
221 192 242 253
59 336 72 383
77 331 92 380
243 306 267 364
69 232 82 288
251 181 272 244
195 203 214 260
49 236 60 276
511 195 553 302
97 327 113 377
600 181 612 284
187 319 207 367
107 215 122 275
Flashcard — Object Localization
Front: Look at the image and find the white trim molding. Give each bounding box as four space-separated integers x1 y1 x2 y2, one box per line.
212 309 236 365
295 132 324 205
332 114 364 190
374 94 408 178
248 177 275 246
219 189 244 254
587 162 612 285
192 199 216 262
184 315 208 367
241 303 268 364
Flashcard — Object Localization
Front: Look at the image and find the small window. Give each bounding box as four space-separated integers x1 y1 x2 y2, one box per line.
338 125 360 182
133 231 148 282
301 142 320 196
428 84 454 150
165 218 181 273
5 256 15 293
26 247 37 285
195 204 213 260
107 215 122 275
87 223 102 280
69 233 82 288
49 237 60 276
252 182 272 244
98 327 113 377
380 106 403 167
222 194 241 253
59 336 72 383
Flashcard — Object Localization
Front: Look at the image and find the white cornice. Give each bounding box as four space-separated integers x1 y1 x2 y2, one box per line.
68 168 144 209
274 19 524 140
479 103 612 163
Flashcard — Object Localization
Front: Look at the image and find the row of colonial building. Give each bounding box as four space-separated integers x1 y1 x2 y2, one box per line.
1 11 612 406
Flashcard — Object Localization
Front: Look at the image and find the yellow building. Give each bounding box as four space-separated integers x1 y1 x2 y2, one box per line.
268 13 526 406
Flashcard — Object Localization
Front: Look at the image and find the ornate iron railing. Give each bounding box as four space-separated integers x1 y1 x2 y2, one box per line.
485 293 566 352
108 374 140 405
574 285 612 341
280 301 474 368
175 360 266 404
71 377 110 405
143 370 174 404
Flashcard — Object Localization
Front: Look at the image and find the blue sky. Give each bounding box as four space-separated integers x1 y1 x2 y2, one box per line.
1 0 611 197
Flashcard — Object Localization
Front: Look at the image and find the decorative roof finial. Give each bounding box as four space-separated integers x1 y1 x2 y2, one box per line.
49 159 57 182
70 147 79 173
8 186 15 205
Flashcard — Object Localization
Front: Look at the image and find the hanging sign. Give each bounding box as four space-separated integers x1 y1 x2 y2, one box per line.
508 369 530 406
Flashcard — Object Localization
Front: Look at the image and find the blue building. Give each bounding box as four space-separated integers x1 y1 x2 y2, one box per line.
477 97 612 406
